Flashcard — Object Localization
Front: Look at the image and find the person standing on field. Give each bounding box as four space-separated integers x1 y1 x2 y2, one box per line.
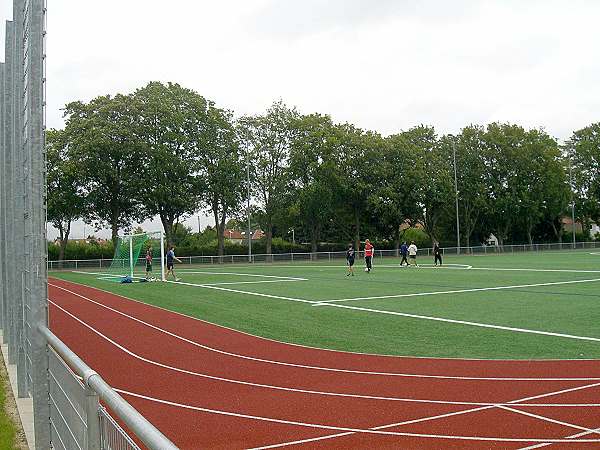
364 239 374 272
408 241 418 267
166 246 182 281
346 244 355 277
433 242 443 266
145 247 153 280
400 241 409 267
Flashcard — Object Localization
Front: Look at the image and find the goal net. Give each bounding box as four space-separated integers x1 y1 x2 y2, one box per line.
104 231 165 282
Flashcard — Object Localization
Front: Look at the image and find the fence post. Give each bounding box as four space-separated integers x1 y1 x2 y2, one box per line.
85 386 101 450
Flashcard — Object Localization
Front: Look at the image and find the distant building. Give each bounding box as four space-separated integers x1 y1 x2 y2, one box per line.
224 229 265 244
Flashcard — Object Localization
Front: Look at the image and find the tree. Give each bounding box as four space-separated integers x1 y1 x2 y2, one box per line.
565 123 600 237
62 95 146 246
195 105 245 257
132 82 206 246
407 126 452 243
46 129 86 261
372 133 422 253
289 114 340 255
237 101 298 256
451 126 488 248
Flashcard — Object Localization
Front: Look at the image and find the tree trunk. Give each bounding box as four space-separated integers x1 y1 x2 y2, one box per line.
354 210 361 253
111 220 119 250
550 222 562 243
218 211 227 258
57 222 70 265
266 222 273 263
160 214 174 248
310 223 318 260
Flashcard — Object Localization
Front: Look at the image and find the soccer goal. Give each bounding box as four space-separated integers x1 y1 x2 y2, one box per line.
104 231 166 282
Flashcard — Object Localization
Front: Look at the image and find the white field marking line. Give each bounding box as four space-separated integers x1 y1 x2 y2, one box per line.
518 427 600 450
469 266 600 274
173 270 307 281
115 383 600 444
198 280 304 286
498 405 600 435
316 302 600 343
47 298 600 408
49 283 600 382
248 382 600 449
313 277 600 305
166 280 317 304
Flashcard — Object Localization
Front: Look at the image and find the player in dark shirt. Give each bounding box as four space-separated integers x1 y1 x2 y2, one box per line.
346 244 355 277
433 242 443 266
400 241 409 267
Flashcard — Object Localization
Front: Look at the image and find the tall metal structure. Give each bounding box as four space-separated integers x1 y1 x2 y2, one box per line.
1 0 51 446
452 139 460 254
0 3 179 448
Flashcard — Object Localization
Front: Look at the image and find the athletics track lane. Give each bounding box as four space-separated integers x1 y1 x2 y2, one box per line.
48 278 600 449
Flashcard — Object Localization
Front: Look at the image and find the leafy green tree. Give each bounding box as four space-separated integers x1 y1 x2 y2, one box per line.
371 133 422 253
132 82 206 246
565 123 600 236
62 95 146 246
237 101 299 256
405 126 452 243
46 129 86 261
195 105 245 257
289 114 340 255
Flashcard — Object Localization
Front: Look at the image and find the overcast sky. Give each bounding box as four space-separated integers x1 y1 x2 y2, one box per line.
2 0 600 239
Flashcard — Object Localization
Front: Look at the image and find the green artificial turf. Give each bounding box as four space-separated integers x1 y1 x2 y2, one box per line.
49 249 600 359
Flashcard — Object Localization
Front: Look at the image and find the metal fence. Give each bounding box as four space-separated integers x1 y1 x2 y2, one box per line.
0 2 179 448
47 240 600 270
42 326 176 450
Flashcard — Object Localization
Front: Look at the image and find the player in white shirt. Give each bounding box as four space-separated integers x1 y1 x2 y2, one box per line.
408 241 418 267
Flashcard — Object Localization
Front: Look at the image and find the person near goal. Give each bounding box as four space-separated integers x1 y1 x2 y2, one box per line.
145 247 153 280
364 239 374 273
166 246 182 281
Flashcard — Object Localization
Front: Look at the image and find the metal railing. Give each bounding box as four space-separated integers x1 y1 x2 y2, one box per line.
47 240 600 270
41 326 177 450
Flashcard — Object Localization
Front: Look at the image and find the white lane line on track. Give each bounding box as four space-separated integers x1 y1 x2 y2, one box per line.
313 277 600 305
49 283 600 382
519 427 600 450
315 303 600 343
114 383 600 444
246 383 600 449
498 405 600 435
47 297 600 407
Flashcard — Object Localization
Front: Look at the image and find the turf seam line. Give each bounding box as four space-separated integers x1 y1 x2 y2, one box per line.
48 284 600 381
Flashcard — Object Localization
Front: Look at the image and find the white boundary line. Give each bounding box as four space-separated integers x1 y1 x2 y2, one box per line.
173 270 307 281
313 277 600 305
519 427 600 449
112 383 600 444
498 405 600 436
48 297 600 406
316 303 600 343
49 283 600 379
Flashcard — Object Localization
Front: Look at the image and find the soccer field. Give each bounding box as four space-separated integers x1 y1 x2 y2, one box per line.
49 249 600 359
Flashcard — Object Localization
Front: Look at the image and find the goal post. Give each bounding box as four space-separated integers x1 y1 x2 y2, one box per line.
105 231 166 282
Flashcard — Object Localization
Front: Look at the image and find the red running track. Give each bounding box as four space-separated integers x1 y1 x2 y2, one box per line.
48 278 600 449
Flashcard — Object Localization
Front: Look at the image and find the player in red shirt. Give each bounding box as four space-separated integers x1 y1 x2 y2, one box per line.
364 239 374 273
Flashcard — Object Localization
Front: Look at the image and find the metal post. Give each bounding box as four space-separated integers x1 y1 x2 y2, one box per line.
85 386 101 450
129 235 134 278
247 145 252 263
160 231 165 281
569 159 576 249
452 139 460 254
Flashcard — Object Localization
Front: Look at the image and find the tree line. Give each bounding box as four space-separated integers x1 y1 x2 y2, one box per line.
46 81 600 260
